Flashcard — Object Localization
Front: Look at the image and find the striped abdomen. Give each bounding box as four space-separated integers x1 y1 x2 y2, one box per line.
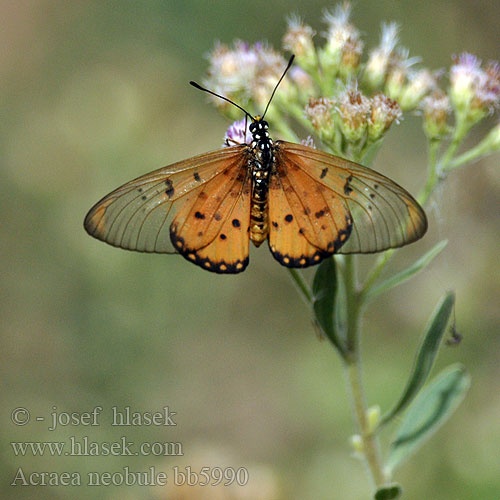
249 167 270 247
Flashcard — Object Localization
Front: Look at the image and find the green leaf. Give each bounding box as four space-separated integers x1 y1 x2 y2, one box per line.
374 483 403 500
380 291 455 426
367 240 447 300
312 258 344 355
386 364 470 472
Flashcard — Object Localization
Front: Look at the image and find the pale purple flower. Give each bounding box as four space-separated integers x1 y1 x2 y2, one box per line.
223 119 252 146
205 40 258 106
301 136 316 148
450 53 500 114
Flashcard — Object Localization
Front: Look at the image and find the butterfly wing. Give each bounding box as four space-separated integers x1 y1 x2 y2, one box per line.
273 141 427 256
268 156 352 267
84 146 248 257
170 160 252 273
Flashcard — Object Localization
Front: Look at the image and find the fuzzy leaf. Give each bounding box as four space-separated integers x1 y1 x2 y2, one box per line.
374 483 403 500
367 240 447 300
386 364 470 471
312 258 344 354
380 291 455 426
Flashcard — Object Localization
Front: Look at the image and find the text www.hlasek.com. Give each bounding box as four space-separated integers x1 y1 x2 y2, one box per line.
11 437 183 457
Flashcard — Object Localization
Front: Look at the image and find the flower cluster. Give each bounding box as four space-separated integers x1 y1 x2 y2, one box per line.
450 53 500 124
201 3 499 163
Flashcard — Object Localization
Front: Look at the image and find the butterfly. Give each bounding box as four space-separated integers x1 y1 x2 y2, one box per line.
84 56 427 274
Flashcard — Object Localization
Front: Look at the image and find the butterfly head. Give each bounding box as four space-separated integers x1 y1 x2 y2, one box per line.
249 118 270 141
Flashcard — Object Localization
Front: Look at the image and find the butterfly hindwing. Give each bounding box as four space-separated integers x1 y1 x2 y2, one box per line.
276 141 427 254
268 170 340 267
271 152 353 257
84 146 245 253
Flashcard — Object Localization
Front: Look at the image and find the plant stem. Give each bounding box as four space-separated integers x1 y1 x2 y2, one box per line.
287 268 313 304
419 138 441 205
439 116 469 167
343 256 386 487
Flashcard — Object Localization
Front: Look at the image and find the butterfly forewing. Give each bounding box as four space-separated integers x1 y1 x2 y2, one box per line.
84 146 245 254
276 142 427 254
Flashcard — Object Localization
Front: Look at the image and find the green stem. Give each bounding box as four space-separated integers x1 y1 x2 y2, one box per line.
439 116 470 168
419 138 441 206
444 138 498 171
287 268 312 304
360 249 395 299
343 256 386 487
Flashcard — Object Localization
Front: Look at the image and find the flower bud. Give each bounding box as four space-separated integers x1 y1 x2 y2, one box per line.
368 94 402 140
319 3 363 80
399 69 437 110
349 434 364 457
420 91 451 139
336 87 370 143
385 48 420 102
282 16 316 73
364 23 399 90
305 97 336 143
366 405 381 434
450 53 500 125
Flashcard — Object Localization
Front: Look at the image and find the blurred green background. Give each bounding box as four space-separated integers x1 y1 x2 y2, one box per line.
1 1 499 499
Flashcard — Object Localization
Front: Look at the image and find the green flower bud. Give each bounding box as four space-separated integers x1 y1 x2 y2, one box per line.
368 94 402 140
305 97 336 144
420 91 451 139
364 23 398 90
399 69 437 111
282 16 317 74
337 87 370 143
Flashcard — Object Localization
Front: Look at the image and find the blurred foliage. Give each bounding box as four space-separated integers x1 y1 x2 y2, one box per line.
1 1 499 499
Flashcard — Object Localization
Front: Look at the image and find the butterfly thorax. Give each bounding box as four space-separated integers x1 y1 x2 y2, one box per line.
248 119 273 247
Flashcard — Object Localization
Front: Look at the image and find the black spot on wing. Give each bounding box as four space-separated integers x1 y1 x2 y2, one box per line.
269 245 331 268
194 172 201 182
320 167 328 179
169 226 249 274
194 211 205 219
165 179 175 198
344 175 353 196
232 218 241 228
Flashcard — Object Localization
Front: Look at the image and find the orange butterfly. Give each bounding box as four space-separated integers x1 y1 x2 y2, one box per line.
84 56 427 274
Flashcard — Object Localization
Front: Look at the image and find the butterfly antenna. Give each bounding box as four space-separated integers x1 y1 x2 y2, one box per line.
261 54 295 120
189 81 254 121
